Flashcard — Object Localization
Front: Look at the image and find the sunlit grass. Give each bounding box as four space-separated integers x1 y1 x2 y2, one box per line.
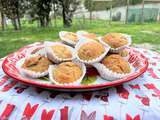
0 19 160 58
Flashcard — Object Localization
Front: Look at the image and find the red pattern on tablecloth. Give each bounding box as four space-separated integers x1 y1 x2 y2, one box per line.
0 104 15 120
41 109 55 120
126 114 140 120
21 103 39 120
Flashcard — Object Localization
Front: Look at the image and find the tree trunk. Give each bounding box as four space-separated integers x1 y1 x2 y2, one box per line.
53 4 57 27
39 13 50 27
1 11 5 30
17 10 21 30
39 16 45 27
45 14 50 27
12 19 18 30
17 16 21 29
89 0 92 24
37 0 51 28
125 0 129 24
45 0 51 27
62 2 72 27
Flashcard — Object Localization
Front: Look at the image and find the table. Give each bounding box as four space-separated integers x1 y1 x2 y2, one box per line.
0 48 160 120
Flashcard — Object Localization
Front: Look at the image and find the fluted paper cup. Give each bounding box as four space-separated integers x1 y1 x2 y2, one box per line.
59 31 78 46
18 54 49 78
48 60 86 85
44 41 75 63
75 39 110 64
99 34 132 53
92 62 134 81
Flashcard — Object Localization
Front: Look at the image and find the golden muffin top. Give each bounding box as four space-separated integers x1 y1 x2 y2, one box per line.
102 54 131 74
78 41 105 61
82 33 98 41
53 62 82 84
64 32 78 42
102 33 128 48
22 55 52 72
51 45 72 59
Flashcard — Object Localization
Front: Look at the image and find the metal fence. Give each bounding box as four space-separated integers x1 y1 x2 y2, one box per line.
71 0 160 26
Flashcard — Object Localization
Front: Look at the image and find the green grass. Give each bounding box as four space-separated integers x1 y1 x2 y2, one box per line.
0 19 160 58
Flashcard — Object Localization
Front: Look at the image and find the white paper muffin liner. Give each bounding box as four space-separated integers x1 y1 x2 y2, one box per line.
77 30 99 42
59 31 78 46
48 60 86 85
18 54 49 78
76 30 88 35
92 62 134 81
44 41 75 63
98 34 132 53
75 39 110 64
25 45 46 57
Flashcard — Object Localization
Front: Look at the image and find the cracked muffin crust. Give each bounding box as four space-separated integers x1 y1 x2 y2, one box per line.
82 33 98 41
102 54 131 74
77 41 105 61
102 33 128 48
53 62 82 84
51 45 72 59
64 32 79 42
22 55 52 73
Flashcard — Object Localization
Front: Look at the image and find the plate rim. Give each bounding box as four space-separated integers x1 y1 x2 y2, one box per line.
2 44 149 90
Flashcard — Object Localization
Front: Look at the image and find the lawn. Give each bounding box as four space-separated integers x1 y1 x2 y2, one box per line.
0 19 160 58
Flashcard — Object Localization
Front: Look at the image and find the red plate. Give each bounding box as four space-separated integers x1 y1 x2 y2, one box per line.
2 42 148 92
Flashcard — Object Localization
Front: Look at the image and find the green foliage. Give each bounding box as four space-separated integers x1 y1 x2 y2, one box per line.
0 0 28 19
84 0 143 11
27 0 53 27
84 0 110 11
0 0 29 30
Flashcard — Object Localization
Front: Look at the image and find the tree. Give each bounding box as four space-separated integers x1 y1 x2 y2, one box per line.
0 0 28 30
27 0 53 27
58 0 80 27
0 11 5 30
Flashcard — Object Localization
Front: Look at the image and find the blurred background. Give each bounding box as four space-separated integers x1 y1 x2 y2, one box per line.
0 0 160 58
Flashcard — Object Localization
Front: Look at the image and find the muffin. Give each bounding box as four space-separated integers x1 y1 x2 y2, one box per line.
49 61 86 85
82 33 98 41
21 55 52 78
92 54 132 81
22 55 52 72
102 54 131 74
102 33 128 48
77 41 106 61
45 42 75 63
107 49 129 60
59 31 78 46
63 32 78 42
51 45 72 59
